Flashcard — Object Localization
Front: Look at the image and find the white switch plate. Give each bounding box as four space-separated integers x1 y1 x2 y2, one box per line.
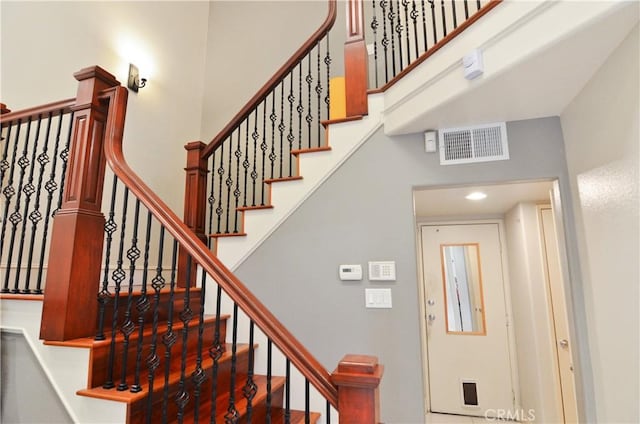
365 288 392 308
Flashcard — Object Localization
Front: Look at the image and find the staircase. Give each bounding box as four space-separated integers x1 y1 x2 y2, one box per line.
66 289 319 423
1 1 514 422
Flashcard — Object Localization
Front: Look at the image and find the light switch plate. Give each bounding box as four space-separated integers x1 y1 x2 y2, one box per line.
365 288 392 308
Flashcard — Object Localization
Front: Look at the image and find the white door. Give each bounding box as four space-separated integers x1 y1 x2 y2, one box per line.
421 223 516 417
539 205 579 423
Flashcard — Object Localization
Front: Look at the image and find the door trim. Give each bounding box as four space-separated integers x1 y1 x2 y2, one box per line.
416 219 521 415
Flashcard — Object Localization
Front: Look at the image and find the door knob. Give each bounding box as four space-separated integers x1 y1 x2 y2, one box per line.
559 339 569 349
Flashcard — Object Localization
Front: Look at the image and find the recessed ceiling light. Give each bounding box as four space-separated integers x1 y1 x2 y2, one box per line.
465 191 487 200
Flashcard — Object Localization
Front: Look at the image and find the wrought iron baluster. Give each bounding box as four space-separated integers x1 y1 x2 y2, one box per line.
208 285 224 424
251 110 259 207
269 93 277 179
402 0 411 65
260 99 268 206
145 225 166 424
464 0 469 19
15 114 42 293
161 240 179 422
224 303 240 423
215 142 225 234
233 128 242 233
421 0 428 52
380 0 390 83
297 63 304 150
371 0 380 87
103 181 127 389
315 42 323 148
305 55 313 149
387 0 397 77
285 359 291 423
36 111 68 294
429 0 438 45
97 176 118 341
305 378 310 424
287 73 295 177
176 256 193 422
451 0 458 29
224 133 233 234
207 152 216 246
477 0 481 10
4 117 30 293
118 198 142 392
440 0 447 37
395 0 404 72
326 400 331 424
266 340 273 424
278 83 285 178
410 0 420 60
25 113 52 294
324 36 331 124
242 120 250 209
131 210 153 393
243 321 257 421
192 269 208 423
112 187 130 391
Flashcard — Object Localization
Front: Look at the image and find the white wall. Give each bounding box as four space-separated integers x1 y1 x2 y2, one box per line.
560 24 639 424
199 0 346 140
504 202 562 423
1 1 210 213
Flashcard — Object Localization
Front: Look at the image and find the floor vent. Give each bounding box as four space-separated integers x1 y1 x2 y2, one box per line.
439 122 509 165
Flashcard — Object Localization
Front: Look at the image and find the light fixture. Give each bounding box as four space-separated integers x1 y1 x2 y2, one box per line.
465 191 487 200
127 63 147 92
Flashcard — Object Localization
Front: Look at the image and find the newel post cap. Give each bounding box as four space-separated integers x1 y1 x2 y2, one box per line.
331 354 384 388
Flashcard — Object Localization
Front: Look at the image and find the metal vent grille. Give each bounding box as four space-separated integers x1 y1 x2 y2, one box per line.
439 122 509 165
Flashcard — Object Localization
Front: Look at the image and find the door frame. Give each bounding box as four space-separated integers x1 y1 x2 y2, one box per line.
416 218 521 416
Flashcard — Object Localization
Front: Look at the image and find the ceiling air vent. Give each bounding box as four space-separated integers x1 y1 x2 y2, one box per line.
439 122 509 165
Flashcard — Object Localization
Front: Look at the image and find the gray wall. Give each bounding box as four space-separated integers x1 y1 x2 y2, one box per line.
1 331 72 423
235 116 572 422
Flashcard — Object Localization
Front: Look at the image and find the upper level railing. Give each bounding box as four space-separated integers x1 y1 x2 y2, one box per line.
364 0 497 90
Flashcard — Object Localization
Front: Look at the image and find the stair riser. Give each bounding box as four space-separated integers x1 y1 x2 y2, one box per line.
90 317 227 388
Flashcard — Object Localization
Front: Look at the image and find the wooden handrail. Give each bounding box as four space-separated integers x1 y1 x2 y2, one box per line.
0 98 76 125
202 0 337 159
100 86 339 407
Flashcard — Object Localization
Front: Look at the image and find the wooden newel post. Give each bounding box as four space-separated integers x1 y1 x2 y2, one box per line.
344 0 369 117
0 103 11 114
40 66 120 341
331 354 384 423
178 141 208 287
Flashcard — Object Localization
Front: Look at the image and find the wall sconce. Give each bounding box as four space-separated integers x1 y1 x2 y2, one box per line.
127 63 147 92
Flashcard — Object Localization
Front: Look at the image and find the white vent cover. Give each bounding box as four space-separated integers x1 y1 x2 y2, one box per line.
439 122 509 165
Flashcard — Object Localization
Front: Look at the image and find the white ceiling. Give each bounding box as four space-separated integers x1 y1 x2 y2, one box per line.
414 180 554 218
